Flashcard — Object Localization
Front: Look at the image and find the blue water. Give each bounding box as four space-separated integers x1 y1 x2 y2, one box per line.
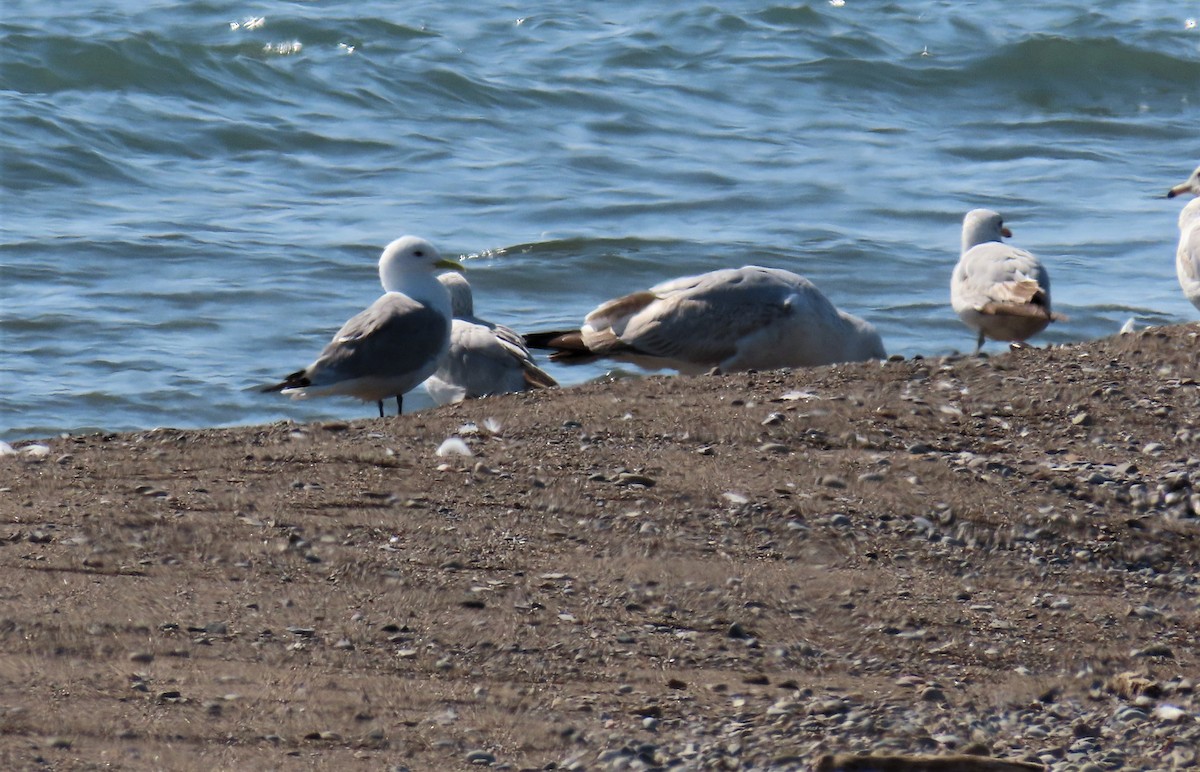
3 1 1198 441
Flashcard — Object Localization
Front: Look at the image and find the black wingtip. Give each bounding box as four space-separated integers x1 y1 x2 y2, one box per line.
524 329 612 365
547 349 605 364
524 329 584 350
260 370 310 393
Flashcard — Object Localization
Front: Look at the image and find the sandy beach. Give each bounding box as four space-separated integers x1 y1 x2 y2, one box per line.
1 324 1197 771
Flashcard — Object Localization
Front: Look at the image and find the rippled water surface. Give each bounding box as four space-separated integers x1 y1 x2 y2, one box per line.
3 1 1198 440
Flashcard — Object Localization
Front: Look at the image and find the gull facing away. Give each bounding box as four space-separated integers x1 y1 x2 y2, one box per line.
423 272 558 405
1166 165 1200 313
951 209 1064 354
524 265 886 375
262 236 464 417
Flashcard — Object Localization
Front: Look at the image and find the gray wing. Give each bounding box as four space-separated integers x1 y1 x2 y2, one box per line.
485 320 537 358
306 293 450 386
953 244 1050 313
617 267 824 363
428 319 557 403
461 313 548 379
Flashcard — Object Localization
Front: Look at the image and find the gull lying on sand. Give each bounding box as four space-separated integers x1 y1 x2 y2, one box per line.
262 236 464 417
423 272 558 405
1167 165 1200 313
951 209 1064 354
525 265 886 375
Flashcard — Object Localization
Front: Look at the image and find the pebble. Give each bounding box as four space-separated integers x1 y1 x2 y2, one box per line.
919 686 946 702
465 750 496 765
615 473 656 487
1114 706 1147 723
1152 704 1188 723
809 699 848 716
307 731 342 741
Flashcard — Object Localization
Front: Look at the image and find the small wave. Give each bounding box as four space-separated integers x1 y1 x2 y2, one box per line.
966 36 1200 109
5 32 224 98
754 5 829 30
500 235 689 257
803 35 1199 116
939 141 1110 164
3 28 356 103
3 106 149 188
421 66 537 109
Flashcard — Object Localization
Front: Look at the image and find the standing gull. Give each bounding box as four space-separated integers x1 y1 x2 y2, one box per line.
951 209 1064 354
525 265 886 375
423 272 558 405
1166 165 1200 312
262 235 464 417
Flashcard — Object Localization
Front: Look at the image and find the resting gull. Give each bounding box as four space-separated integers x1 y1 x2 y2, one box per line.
262 235 464 416
951 209 1064 354
1166 165 1200 312
525 265 886 375
424 272 558 405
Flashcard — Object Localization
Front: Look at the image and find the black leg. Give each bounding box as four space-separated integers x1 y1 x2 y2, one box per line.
377 400 384 418
974 331 984 355
395 395 403 415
